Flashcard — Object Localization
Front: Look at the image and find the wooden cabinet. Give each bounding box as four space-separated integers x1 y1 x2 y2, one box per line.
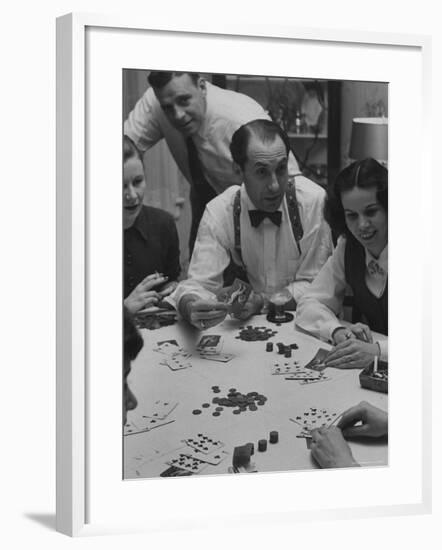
222 75 341 186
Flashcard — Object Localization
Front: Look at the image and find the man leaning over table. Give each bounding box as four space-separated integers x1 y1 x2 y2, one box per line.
171 119 333 330
124 71 301 253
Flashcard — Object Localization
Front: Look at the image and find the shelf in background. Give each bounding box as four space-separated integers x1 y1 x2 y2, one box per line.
287 133 327 139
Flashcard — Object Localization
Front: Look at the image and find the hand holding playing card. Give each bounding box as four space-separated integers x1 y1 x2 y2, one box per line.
324 339 379 369
217 278 257 318
186 299 229 330
230 291 263 320
310 426 359 469
337 401 388 439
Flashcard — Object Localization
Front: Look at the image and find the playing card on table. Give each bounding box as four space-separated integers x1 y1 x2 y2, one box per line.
160 356 192 371
298 374 331 385
154 341 179 355
160 465 193 477
201 352 234 363
303 348 330 371
157 339 179 347
124 411 175 435
124 416 143 435
182 448 229 466
196 334 224 355
143 399 178 420
182 433 224 455
270 360 321 378
166 452 208 474
154 342 191 360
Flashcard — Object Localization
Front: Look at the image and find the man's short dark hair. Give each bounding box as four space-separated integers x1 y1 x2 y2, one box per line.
230 119 291 170
147 71 200 90
123 135 143 163
124 307 143 361
324 157 388 237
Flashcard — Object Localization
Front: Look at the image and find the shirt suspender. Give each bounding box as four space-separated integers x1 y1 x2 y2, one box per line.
285 179 304 255
232 178 304 264
233 189 243 265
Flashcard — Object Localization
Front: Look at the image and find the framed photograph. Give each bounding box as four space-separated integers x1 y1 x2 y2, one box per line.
56 13 432 536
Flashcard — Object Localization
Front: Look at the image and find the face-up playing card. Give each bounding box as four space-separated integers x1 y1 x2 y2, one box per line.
143 399 178 420
166 452 208 474
160 465 193 477
298 374 331 385
218 278 252 316
124 413 174 436
303 348 330 371
157 339 179 347
291 407 340 436
182 448 229 466
200 352 234 363
196 334 223 355
154 341 191 359
270 360 322 378
160 356 192 371
182 433 224 455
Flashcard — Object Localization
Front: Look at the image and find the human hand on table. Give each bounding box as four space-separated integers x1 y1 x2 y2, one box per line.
337 401 388 439
333 323 373 344
183 298 229 330
310 426 359 469
123 273 168 314
325 338 379 369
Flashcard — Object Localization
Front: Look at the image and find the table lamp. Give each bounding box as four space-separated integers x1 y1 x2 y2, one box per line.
349 117 388 164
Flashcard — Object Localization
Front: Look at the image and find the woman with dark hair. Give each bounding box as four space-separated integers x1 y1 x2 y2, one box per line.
296 158 388 369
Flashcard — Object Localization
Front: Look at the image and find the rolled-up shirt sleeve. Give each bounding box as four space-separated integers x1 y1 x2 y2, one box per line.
173 207 232 308
296 237 348 341
124 88 164 152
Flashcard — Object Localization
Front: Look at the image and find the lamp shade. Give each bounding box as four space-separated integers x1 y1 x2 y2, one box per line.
349 117 388 162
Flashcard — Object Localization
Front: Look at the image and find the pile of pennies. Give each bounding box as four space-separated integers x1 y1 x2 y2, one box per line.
192 387 268 416
235 326 277 341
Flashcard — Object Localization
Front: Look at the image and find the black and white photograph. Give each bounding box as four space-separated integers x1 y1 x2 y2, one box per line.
122 70 388 480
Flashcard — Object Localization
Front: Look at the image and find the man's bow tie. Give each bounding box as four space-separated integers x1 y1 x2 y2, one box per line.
249 210 282 228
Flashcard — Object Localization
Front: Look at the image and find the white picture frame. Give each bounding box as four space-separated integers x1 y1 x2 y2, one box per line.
56 13 432 537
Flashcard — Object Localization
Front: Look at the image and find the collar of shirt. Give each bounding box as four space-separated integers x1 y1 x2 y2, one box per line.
365 245 388 275
195 82 214 139
241 185 284 217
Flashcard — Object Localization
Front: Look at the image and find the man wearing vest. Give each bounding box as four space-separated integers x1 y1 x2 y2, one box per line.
173 119 333 330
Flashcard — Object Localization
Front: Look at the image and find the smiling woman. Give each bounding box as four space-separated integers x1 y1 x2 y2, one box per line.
296 158 388 369
122 136 182 314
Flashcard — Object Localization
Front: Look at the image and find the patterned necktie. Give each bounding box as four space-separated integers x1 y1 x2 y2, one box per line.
367 259 385 277
249 210 282 228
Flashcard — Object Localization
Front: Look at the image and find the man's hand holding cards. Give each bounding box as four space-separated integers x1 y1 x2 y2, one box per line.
180 295 229 330
218 278 261 321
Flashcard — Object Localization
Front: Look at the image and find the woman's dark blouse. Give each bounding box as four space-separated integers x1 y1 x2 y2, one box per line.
124 205 181 297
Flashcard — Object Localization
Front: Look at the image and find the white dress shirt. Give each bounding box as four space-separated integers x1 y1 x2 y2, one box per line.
124 81 299 193
296 237 388 360
173 178 333 307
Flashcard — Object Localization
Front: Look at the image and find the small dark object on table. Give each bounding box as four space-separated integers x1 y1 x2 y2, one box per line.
359 360 388 394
